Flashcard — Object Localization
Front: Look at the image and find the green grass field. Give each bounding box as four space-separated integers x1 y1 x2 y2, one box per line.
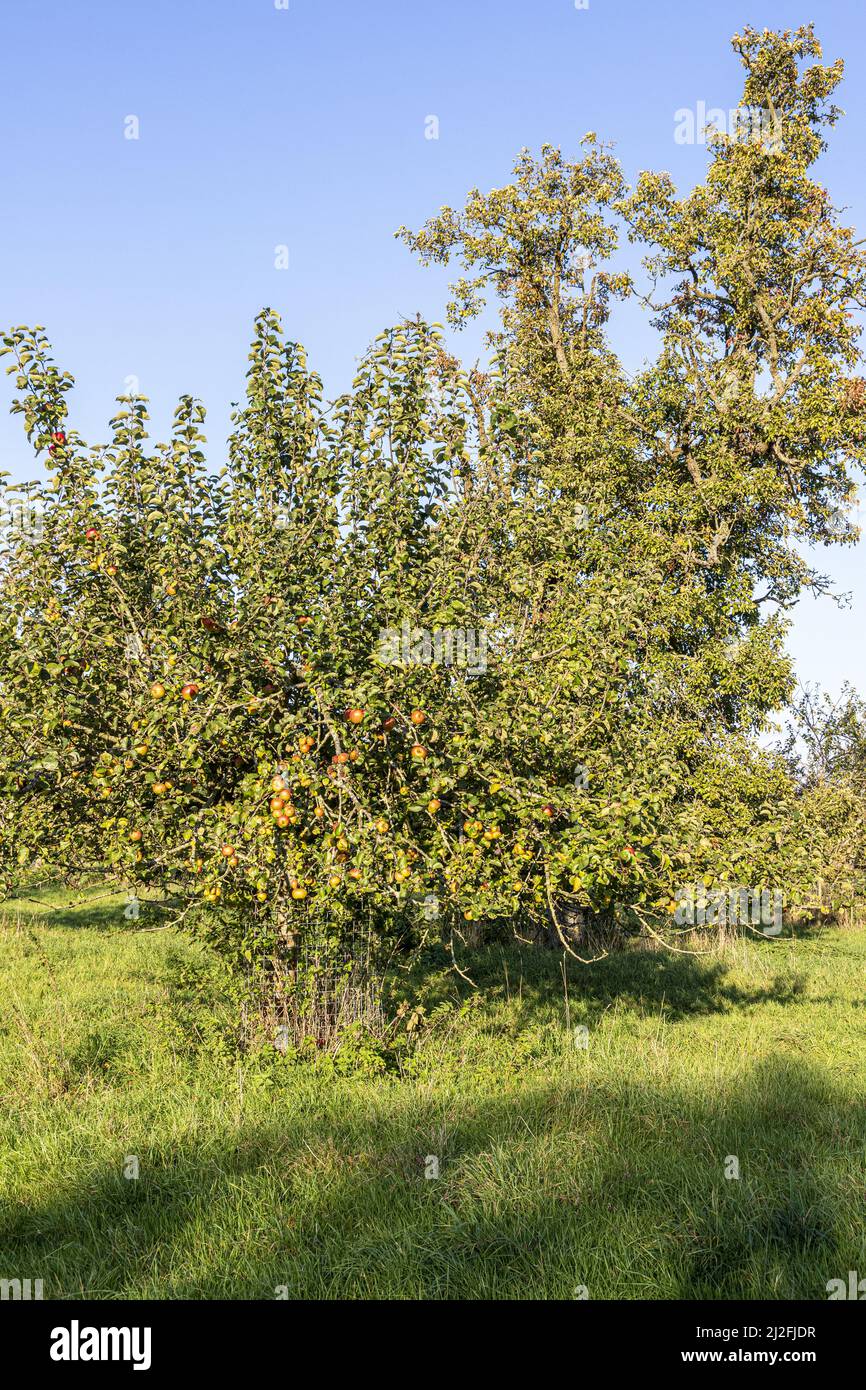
1 885 864 1299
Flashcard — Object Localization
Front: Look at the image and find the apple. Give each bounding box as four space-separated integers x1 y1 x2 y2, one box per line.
180 682 200 700
348 867 361 880
381 717 396 732
129 829 142 843
271 775 287 793
410 709 426 726
85 527 100 542
220 844 235 858
291 886 307 900
375 817 390 835
277 814 290 829
427 798 441 814
542 805 555 818
201 615 221 632
150 682 166 700
345 708 365 725
328 874 341 889
52 430 66 445
410 744 427 760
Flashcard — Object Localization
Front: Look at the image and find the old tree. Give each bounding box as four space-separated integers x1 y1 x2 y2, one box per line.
1 27 864 996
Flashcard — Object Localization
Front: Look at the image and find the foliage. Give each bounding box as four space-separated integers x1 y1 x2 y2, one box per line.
778 685 866 914
1 25 864 982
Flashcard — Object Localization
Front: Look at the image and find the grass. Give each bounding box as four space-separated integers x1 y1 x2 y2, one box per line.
1 884 864 1300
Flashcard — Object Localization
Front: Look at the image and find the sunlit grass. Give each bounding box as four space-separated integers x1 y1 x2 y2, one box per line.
1 888 864 1299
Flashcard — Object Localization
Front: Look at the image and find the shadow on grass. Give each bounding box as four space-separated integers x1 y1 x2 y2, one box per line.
0 887 179 933
408 938 806 1026
2 1056 860 1300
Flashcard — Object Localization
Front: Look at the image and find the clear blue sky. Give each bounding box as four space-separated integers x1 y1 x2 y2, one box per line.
1 0 863 707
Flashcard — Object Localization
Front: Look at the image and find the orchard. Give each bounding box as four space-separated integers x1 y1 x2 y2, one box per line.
1 25 864 1009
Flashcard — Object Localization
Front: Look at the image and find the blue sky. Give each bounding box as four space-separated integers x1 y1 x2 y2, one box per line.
1 0 863 709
